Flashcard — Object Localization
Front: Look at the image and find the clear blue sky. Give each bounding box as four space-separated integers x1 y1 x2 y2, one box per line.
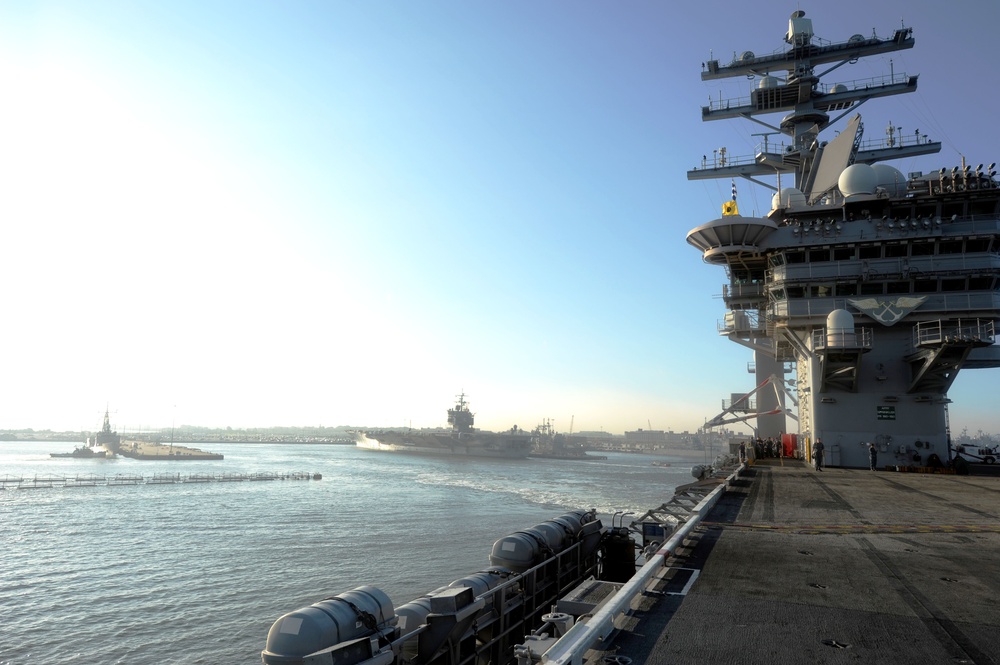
1 1 997 435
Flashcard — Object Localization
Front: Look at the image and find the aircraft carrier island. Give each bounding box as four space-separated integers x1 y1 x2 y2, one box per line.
686 10 1000 469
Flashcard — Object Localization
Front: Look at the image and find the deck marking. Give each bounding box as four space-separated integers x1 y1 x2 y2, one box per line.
663 567 700 596
699 521 1000 534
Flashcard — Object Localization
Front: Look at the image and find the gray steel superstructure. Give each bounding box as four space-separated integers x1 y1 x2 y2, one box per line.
686 11 1000 468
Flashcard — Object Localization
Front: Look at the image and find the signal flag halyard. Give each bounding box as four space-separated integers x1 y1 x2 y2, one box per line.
722 179 739 216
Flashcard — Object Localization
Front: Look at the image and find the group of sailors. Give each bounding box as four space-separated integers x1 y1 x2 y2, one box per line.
738 436 784 463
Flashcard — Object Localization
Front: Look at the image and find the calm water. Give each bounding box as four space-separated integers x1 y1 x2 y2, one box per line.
0 442 697 664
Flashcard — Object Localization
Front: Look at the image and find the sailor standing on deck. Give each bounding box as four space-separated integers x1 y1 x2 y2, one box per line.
869 443 878 471
813 438 825 471
738 440 747 464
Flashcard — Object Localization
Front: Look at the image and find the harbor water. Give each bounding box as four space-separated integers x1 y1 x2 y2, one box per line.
0 441 706 664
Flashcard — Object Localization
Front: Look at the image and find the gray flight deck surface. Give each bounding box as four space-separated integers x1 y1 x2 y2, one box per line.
600 460 1000 665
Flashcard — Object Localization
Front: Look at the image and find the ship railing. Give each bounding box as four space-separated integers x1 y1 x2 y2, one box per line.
720 310 765 334
709 28 910 73
722 397 757 412
722 282 766 299
529 466 742 665
774 254 1000 283
913 319 996 347
773 293 1000 320
811 326 874 351
703 71 915 116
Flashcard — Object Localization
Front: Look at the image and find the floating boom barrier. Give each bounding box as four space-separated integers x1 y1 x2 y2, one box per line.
0 472 322 490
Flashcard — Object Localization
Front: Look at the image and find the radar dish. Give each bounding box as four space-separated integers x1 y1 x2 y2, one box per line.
809 114 862 202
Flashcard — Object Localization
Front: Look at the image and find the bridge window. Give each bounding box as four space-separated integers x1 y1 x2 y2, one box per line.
915 279 937 292
966 238 991 253
939 240 964 254
835 283 858 296
833 247 855 260
808 249 830 262
885 244 908 258
970 200 998 216
860 282 884 295
942 202 964 219
785 250 806 264
859 245 882 259
910 241 935 256
942 278 966 291
887 281 910 294
969 276 994 290
810 284 833 297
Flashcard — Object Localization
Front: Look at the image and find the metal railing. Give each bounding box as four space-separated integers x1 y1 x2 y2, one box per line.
913 319 996 347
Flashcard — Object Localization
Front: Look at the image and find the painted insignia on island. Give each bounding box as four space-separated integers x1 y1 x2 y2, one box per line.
847 296 927 326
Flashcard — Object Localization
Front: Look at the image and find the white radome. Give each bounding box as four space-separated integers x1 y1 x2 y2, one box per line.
838 163 877 197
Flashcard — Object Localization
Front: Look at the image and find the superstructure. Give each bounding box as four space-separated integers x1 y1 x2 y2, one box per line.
686 11 1000 468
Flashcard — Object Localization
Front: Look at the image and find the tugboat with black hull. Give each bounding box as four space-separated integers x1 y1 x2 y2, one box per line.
686 11 1000 468
50 445 112 459
355 393 533 459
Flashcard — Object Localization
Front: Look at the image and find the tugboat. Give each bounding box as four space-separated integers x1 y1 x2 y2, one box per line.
686 11 1000 468
50 445 110 459
355 393 533 459
529 418 607 460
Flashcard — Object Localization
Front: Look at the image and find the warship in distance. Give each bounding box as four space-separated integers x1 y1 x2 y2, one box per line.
52 408 122 458
687 11 1000 468
355 393 533 459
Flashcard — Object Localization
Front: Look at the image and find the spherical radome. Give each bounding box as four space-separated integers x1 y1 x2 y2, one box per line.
838 163 877 197
872 163 906 197
772 187 806 209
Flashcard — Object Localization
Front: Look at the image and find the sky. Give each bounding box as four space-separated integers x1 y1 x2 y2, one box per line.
1 1 998 435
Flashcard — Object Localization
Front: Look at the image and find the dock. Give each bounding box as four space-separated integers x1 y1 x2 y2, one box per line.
600 459 1000 665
